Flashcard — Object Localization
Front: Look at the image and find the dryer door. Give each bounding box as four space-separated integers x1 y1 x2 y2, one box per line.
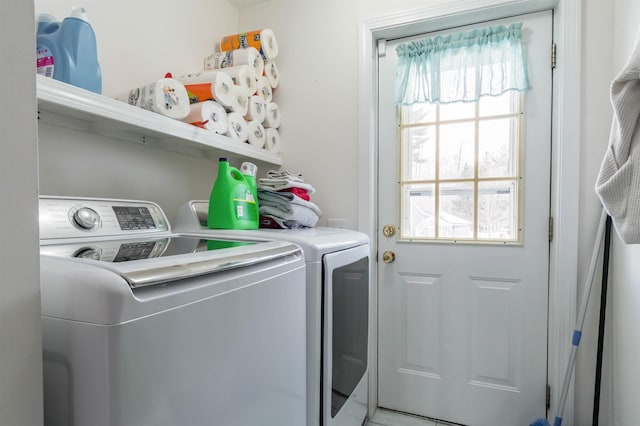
322 244 370 426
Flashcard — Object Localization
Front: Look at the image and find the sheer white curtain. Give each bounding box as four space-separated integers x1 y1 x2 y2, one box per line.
394 23 531 105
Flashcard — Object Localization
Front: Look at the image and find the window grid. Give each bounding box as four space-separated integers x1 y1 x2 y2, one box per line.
398 95 523 243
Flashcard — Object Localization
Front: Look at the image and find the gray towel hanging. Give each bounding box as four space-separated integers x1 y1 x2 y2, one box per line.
595 35 640 244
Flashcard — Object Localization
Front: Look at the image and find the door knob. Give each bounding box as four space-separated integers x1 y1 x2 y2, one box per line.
382 224 396 237
382 251 395 263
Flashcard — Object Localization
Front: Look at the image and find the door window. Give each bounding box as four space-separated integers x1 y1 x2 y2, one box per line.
400 92 522 243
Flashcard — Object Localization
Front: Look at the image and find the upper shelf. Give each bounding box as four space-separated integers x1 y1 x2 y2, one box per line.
36 75 283 166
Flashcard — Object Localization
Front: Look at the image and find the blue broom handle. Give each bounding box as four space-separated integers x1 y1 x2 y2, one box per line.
553 207 607 425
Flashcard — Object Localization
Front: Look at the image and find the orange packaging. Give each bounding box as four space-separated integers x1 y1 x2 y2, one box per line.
220 29 278 60
182 83 213 104
220 30 263 51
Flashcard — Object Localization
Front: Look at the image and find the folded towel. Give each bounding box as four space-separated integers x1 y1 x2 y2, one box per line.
258 179 316 194
280 187 310 201
259 214 310 229
258 189 323 217
259 204 319 228
266 169 304 183
595 31 640 243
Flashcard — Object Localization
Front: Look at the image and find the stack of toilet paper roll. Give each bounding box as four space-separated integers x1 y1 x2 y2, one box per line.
180 28 282 152
115 76 191 120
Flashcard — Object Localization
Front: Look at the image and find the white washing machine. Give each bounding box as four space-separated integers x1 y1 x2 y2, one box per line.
176 200 370 426
39 196 307 426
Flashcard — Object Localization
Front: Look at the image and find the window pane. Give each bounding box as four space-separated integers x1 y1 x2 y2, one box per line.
440 101 475 121
403 126 436 180
478 180 517 240
478 118 517 178
439 182 474 239
439 122 475 179
403 103 436 124
478 92 517 117
402 184 435 238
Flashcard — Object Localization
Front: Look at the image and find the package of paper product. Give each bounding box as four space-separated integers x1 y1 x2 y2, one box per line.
228 89 249 116
263 102 281 129
256 76 273 103
205 47 265 77
226 112 249 141
220 29 278 60
181 101 228 135
265 128 281 154
217 65 257 97
176 71 236 108
245 95 266 123
264 60 279 89
117 77 190 119
247 121 266 148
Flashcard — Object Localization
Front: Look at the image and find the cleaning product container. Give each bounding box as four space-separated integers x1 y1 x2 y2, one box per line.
36 7 102 94
208 158 259 230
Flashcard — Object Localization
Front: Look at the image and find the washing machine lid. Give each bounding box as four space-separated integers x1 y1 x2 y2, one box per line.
41 234 299 288
176 200 370 261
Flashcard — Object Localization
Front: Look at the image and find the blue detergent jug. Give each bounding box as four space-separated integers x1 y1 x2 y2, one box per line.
36 7 102 94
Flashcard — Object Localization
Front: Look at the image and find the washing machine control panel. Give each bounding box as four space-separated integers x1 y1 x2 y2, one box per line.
39 196 170 240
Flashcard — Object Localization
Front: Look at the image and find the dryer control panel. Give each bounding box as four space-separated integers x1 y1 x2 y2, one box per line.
39 196 170 240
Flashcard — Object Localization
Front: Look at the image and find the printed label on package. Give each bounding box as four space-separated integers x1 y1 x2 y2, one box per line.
36 45 54 78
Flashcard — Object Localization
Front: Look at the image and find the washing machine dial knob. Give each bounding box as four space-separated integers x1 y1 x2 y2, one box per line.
73 207 100 230
73 247 101 260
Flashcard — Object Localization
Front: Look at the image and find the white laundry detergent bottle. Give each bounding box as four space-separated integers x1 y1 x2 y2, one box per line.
36 6 102 94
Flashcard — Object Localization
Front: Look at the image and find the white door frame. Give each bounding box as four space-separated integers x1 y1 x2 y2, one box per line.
357 1 581 424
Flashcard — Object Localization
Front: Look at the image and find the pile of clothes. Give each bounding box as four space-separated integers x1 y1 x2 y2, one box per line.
257 170 322 229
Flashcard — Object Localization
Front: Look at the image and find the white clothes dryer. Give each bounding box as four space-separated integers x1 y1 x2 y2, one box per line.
39 196 307 426
176 200 370 426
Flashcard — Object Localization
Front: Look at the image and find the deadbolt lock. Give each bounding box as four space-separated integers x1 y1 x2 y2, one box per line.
382 251 395 263
382 224 396 237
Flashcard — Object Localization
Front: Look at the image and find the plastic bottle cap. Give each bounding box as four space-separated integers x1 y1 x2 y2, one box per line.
36 14 56 25
219 157 228 162
70 6 88 21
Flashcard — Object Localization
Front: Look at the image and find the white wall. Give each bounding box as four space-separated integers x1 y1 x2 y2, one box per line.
0 0 43 424
576 1 640 425
575 1 615 424
609 2 640 425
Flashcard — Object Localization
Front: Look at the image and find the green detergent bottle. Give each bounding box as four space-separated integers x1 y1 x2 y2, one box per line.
208 157 259 230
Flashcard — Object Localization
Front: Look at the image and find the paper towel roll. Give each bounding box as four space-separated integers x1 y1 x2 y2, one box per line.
226 112 249 141
181 101 228 135
117 78 190 119
244 96 266 123
220 29 279 60
228 87 249 116
263 102 281 129
205 47 265 77
247 121 266 148
263 60 279 89
176 71 236 108
256 76 273 103
264 128 281 154
219 65 257 97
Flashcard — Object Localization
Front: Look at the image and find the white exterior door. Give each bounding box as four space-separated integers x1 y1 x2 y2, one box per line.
377 11 552 426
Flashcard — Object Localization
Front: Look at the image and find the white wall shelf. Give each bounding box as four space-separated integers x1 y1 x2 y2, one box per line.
36 75 282 166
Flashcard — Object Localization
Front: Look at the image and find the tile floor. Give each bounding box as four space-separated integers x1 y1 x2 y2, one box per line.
365 408 463 426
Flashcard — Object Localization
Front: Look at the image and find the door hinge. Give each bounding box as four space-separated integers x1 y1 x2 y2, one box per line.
551 43 557 69
546 384 551 409
378 39 387 58
549 216 554 242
